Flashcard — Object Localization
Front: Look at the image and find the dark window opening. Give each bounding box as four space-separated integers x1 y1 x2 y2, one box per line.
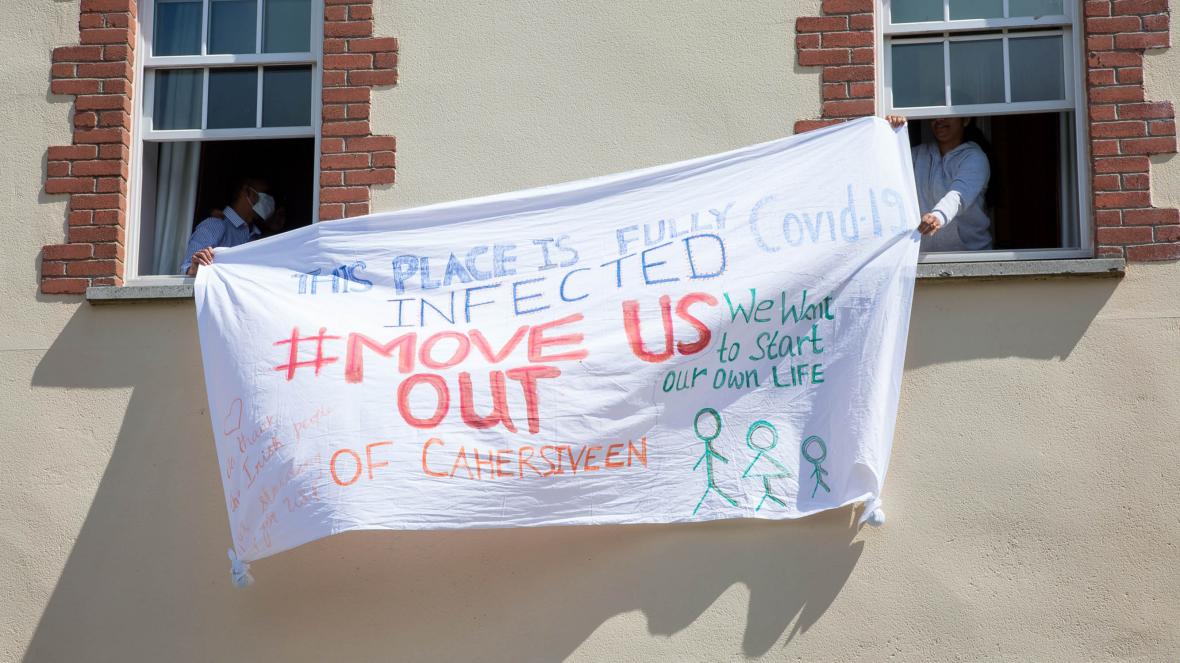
905 111 1078 252
137 137 315 276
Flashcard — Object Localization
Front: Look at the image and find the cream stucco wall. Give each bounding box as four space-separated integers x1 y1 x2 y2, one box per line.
1147 19 1180 209
2 2 1179 661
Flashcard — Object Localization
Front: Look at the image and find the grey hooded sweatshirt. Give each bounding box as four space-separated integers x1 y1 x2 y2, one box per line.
912 141 992 252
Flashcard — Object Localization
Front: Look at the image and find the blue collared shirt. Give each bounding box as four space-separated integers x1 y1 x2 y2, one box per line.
180 207 261 273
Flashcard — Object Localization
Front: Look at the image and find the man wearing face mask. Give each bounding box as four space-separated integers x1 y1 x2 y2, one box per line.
181 177 278 276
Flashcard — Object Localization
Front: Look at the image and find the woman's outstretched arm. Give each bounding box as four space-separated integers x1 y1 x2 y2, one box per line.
929 148 991 229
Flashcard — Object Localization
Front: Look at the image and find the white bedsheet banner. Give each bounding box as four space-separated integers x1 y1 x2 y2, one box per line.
195 117 920 574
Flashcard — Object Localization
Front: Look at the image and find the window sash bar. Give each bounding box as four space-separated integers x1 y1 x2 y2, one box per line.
145 52 316 68
883 15 1071 35
201 67 210 129
143 67 157 132
201 0 210 56
890 28 1065 44
1002 33 1012 103
890 100 1074 117
255 65 264 128
942 40 951 107
1062 26 1076 105
256 0 264 54
141 126 316 141
143 0 156 59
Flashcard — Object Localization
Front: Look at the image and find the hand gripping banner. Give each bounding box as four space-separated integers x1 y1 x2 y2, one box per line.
195 117 920 585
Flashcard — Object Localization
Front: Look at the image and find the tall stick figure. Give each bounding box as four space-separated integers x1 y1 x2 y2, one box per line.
801 435 831 498
742 420 791 511
691 407 738 515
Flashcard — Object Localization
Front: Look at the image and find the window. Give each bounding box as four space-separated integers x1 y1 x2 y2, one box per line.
130 0 322 277
880 0 1089 261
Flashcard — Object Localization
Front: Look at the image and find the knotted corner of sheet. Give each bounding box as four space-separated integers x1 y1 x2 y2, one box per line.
227 548 254 588
858 497 886 528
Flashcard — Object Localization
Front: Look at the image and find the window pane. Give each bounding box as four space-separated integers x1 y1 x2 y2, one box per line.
1010 36 1065 102
263 0 311 53
949 0 1003 19
209 0 258 54
153 69 203 129
154 0 202 55
890 0 942 23
207 68 258 128
950 40 1004 104
262 66 312 126
1009 0 1064 17
891 42 945 107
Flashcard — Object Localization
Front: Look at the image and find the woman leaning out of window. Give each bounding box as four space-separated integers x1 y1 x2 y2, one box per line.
886 115 993 252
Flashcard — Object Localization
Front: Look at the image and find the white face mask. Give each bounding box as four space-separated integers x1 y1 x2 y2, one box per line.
251 189 276 221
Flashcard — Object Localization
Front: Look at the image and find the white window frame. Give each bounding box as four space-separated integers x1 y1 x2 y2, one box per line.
127 0 324 283
877 0 1091 263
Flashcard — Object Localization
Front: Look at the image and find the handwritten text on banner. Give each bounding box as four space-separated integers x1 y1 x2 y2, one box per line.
195 117 920 566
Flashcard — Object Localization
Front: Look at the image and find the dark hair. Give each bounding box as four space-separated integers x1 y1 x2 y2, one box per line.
963 121 1000 210
227 175 268 204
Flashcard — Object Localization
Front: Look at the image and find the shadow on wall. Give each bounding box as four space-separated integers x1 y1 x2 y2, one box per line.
24 303 865 662
22 275 1120 660
906 277 1120 369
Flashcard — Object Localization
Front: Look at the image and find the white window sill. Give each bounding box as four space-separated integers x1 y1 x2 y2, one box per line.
88 281 195 302
85 258 1127 303
914 258 1124 281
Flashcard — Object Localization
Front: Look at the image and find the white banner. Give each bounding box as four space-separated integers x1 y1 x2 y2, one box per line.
195 118 920 581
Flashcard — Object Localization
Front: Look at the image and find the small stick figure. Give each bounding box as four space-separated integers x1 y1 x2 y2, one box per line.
742 420 791 511
801 435 831 498
691 407 739 515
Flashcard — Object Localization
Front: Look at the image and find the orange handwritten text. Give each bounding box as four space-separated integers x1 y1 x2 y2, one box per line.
422 437 648 480
330 442 395 486
292 405 334 442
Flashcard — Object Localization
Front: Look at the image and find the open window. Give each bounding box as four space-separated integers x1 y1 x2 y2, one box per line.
880 0 1090 261
130 0 322 278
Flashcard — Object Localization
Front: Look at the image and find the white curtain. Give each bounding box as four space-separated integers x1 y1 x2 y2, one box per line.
150 141 201 275
147 1 204 274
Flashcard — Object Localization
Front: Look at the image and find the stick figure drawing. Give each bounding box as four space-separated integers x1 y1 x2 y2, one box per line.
801 435 831 498
691 407 739 515
741 420 791 511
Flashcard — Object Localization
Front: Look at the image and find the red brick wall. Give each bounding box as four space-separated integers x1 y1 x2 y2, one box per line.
794 0 1180 262
39 0 400 295
42 0 137 294
1085 0 1178 260
319 0 398 221
794 0 875 134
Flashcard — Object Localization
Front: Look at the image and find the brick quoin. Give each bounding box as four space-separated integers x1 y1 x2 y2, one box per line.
793 0 876 134
41 0 137 294
794 0 1180 262
1085 0 1179 261
319 1 398 222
